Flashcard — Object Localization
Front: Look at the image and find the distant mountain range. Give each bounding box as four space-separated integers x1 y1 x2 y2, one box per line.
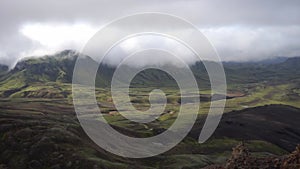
223 56 289 65
0 50 299 90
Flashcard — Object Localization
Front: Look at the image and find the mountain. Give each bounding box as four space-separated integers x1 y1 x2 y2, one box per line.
87 58 212 88
0 50 211 90
0 50 299 97
270 57 300 71
223 57 300 85
257 56 289 64
12 50 80 83
0 64 8 75
0 50 108 95
223 56 288 66
97 55 300 87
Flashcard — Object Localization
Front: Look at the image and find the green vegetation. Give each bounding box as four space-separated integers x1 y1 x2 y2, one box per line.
0 51 299 168
0 98 291 168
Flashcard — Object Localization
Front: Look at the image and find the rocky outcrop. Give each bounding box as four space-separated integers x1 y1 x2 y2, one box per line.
203 143 300 169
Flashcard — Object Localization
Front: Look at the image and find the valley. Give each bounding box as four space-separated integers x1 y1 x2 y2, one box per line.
0 51 299 168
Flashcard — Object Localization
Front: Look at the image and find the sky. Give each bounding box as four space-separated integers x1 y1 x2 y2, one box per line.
1 0 300 67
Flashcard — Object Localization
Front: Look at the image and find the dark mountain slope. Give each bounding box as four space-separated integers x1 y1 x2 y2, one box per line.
223 57 300 85
191 104 300 152
0 64 8 77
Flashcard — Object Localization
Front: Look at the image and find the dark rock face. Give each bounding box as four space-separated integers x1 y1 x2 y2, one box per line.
203 143 300 169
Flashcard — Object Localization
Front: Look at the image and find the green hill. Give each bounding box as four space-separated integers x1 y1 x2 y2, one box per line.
0 50 299 98
12 50 79 83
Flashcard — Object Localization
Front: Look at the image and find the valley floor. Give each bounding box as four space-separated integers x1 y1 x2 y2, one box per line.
0 82 299 168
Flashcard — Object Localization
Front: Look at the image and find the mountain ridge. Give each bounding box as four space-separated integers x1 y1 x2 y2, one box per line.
0 50 299 90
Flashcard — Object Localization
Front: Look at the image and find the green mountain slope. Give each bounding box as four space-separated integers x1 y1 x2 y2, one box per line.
12 50 79 83
0 50 102 97
0 50 299 98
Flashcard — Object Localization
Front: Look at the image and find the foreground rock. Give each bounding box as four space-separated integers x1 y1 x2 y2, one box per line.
204 143 300 169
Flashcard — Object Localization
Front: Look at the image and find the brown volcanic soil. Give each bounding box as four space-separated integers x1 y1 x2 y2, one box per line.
191 104 300 152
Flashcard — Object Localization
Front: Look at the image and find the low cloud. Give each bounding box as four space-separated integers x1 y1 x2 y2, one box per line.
202 25 300 61
0 0 300 67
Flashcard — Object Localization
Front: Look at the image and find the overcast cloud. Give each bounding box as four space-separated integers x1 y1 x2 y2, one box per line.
1 0 300 67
